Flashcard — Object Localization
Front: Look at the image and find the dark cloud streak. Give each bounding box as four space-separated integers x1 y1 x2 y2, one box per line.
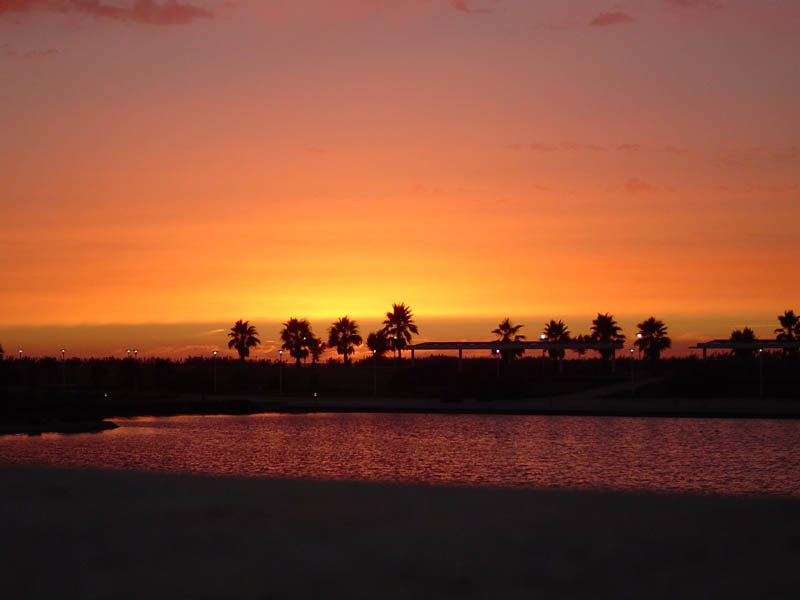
0 0 213 25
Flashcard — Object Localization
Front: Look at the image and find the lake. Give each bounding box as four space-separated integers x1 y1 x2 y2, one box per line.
1 413 798 496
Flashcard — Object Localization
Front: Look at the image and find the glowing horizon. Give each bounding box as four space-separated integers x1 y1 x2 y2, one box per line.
2 1 798 357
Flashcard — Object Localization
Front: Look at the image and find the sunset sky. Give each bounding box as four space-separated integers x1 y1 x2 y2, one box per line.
2 0 798 358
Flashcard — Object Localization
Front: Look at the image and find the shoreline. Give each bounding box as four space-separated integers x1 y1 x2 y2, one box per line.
3 394 800 436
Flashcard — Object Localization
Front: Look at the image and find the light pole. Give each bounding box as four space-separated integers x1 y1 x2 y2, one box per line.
60 348 66 361
18 349 22 359
133 349 138 359
212 350 218 394
126 349 131 359
279 350 283 395
629 348 635 397
373 349 377 398
495 348 500 377
759 348 764 399
636 333 643 361
540 334 547 375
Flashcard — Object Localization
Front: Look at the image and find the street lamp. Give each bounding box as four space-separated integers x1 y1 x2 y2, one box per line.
630 348 635 396
133 349 138 359
373 349 377 397
18 349 22 359
212 350 218 394
540 334 547 374
495 348 501 377
279 350 283 395
126 349 131 358
636 333 643 360
60 348 66 360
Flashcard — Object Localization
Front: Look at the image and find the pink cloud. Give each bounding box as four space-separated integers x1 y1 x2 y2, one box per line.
624 178 655 194
589 12 635 26
0 0 213 25
452 0 495 14
667 0 723 8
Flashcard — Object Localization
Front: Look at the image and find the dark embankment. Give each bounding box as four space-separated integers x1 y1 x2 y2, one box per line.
2 354 799 423
1 465 798 598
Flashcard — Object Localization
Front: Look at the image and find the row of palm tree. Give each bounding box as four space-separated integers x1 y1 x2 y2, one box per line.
227 303 419 365
727 310 800 358
491 313 671 362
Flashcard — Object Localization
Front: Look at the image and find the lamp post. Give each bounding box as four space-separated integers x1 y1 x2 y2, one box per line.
126 349 131 359
636 333 643 360
759 348 764 399
495 348 501 377
373 349 377 398
212 350 218 394
629 348 635 397
540 334 547 375
18 349 22 359
279 350 283 395
60 348 66 361
133 349 138 359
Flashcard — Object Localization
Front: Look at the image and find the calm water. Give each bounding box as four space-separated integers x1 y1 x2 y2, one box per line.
1 413 799 496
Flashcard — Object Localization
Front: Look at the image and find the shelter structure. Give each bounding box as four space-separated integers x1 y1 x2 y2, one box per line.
690 340 800 359
407 341 624 371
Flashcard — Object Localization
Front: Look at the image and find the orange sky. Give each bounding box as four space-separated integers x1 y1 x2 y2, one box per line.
1 0 798 358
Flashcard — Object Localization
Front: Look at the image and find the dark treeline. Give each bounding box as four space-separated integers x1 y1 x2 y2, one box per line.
1 308 799 425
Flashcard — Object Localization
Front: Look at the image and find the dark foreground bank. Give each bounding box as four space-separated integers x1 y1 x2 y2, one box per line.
1 466 798 599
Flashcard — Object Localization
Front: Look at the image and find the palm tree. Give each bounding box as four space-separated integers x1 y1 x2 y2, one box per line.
308 336 327 364
730 327 757 359
543 320 570 361
492 318 526 362
367 330 389 358
572 333 590 356
590 313 625 361
227 320 261 361
775 310 799 355
280 318 313 366
0 343 4 361
382 303 419 359
635 317 671 361
328 316 363 366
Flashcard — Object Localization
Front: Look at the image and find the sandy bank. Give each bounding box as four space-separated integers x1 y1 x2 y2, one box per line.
1 466 798 598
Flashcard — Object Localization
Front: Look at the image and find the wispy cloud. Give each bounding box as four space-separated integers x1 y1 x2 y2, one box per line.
624 178 655 194
451 0 495 15
0 0 213 25
666 0 723 8
1 43 59 58
589 12 635 26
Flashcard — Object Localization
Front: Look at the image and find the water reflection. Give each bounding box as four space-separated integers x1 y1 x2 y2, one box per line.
1 414 798 496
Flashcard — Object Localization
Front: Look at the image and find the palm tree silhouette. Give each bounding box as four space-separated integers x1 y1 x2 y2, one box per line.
227 320 261 361
328 317 363 366
492 318 526 362
590 313 625 361
635 317 671 361
775 310 799 355
572 333 590 356
367 330 389 359
308 336 327 364
280 318 313 366
0 343 4 361
543 320 570 361
382 303 419 359
730 327 757 359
